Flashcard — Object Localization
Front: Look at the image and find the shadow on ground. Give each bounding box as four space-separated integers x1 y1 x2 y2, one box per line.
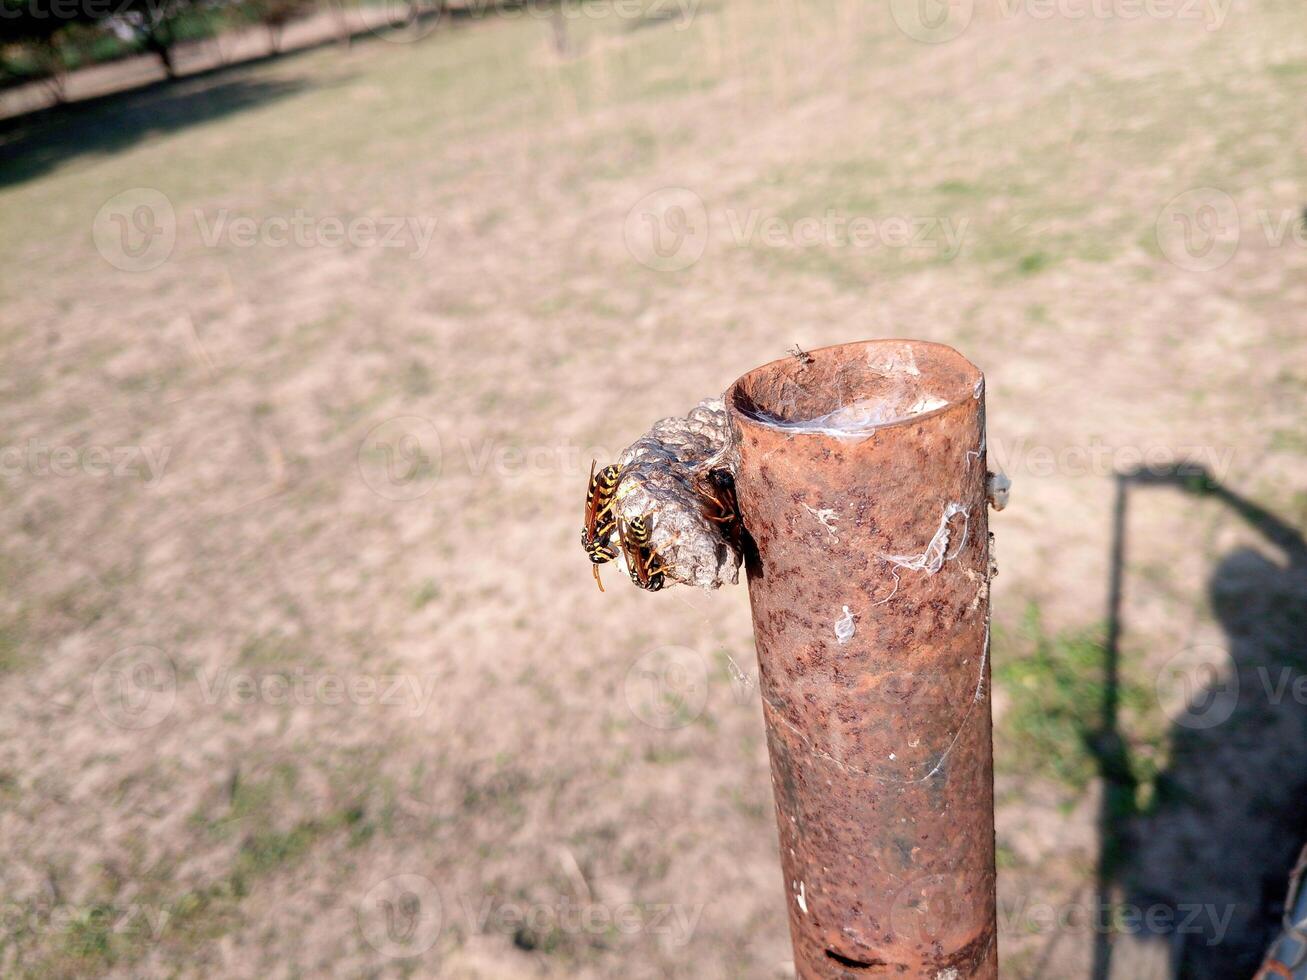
0 70 315 189
0 0 713 188
1091 466 1307 979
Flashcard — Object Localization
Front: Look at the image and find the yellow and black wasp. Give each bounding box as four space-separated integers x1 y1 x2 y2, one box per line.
699 467 742 552
618 514 668 592
583 460 622 592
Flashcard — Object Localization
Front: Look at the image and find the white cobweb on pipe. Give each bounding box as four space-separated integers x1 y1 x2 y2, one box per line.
834 605 855 645
882 502 969 574
872 502 970 604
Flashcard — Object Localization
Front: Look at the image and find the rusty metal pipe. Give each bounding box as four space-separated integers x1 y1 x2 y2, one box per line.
726 340 997 979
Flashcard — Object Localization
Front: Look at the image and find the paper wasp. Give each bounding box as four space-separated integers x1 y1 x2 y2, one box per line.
583 460 622 592
699 467 742 551
618 514 668 592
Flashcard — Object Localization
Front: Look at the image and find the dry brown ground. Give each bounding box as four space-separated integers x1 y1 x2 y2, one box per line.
1 1 1306 977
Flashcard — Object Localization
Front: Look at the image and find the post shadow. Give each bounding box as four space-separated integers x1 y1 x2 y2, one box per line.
1092 464 1307 979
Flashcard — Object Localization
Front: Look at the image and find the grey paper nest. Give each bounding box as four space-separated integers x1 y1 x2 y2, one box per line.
612 397 743 591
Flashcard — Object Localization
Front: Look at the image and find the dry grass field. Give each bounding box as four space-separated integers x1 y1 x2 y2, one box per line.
2 0 1307 976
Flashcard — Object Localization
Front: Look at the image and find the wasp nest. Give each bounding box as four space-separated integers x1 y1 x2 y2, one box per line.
611 397 743 591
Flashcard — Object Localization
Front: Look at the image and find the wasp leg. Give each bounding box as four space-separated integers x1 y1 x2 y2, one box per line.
638 544 670 591
616 519 648 588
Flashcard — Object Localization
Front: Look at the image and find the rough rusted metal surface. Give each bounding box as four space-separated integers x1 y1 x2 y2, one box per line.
726 340 997 979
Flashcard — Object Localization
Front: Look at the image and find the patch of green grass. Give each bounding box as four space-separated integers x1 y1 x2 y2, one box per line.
227 762 299 823
55 903 119 966
160 888 241 948
1271 427 1307 455
0 615 28 674
94 767 376 963
231 808 362 892
934 179 985 198
134 799 370 961
1290 490 1307 528
412 577 441 609
1016 251 1052 276
460 766 530 821
642 743 692 765
724 785 767 822
236 631 309 670
31 903 143 979
1269 60 1307 79
748 146 1134 287
400 359 434 397
993 605 1158 793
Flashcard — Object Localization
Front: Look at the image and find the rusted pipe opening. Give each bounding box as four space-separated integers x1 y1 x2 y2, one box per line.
725 340 998 980
730 340 979 437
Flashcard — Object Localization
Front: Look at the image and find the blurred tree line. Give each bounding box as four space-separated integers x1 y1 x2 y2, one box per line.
0 0 404 96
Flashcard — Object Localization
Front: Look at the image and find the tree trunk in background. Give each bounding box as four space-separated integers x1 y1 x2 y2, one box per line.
40 40 67 103
330 0 352 50
146 31 177 79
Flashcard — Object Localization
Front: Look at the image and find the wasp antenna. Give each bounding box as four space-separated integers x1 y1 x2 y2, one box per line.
592 563 605 593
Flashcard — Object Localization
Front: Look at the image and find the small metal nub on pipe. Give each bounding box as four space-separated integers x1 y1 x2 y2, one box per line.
726 340 998 979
